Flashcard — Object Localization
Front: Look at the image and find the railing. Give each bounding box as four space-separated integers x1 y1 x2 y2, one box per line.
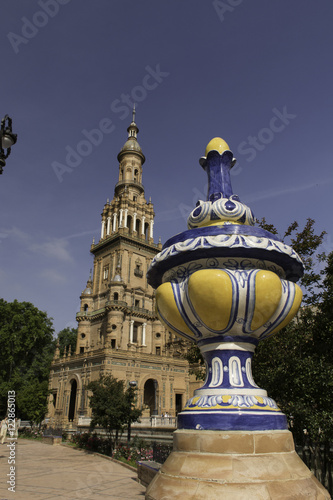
106 300 128 308
115 180 144 190
43 426 63 437
133 416 177 428
131 305 150 315
76 302 156 319
152 441 173 464
296 440 332 496
107 301 152 316
76 306 106 318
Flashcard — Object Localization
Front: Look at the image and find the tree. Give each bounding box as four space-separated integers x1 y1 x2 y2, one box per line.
56 327 78 356
16 380 50 426
258 217 326 307
183 342 205 381
0 299 54 419
86 375 142 453
253 218 331 444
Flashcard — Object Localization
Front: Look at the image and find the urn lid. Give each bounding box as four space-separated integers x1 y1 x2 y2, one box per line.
147 138 304 288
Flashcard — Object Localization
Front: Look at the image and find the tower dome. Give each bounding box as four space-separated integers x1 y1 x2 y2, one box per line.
117 105 145 164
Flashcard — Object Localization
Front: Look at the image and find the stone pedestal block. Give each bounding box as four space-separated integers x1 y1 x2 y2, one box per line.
42 436 62 445
145 430 330 499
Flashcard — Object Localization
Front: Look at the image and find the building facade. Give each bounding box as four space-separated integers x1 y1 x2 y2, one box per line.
47 111 191 428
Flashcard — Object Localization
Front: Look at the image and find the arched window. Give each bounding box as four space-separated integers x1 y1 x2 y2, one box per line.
144 222 149 240
127 215 133 233
113 292 119 301
133 323 138 343
144 379 158 416
83 304 88 312
68 379 77 422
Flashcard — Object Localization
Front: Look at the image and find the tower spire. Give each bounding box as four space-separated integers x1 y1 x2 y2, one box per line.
127 106 138 139
117 108 145 164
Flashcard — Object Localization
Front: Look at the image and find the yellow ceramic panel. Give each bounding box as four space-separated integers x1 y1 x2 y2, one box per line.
188 269 232 331
202 220 240 227
156 312 191 340
156 282 195 338
268 283 303 336
205 137 230 157
251 271 282 330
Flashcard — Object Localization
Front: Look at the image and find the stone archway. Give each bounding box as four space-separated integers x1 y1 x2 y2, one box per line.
68 379 77 422
144 379 158 416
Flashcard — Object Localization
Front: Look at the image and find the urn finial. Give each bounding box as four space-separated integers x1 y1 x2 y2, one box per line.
188 137 253 229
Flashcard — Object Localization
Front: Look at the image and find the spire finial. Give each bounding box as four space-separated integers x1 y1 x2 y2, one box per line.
200 137 236 201
132 104 136 123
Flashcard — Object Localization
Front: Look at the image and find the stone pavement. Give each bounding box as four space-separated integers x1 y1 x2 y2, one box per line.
0 438 146 499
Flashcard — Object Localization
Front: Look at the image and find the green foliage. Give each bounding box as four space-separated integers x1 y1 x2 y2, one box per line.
0 299 54 383
257 217 326 305
253 219 332 443
19 427 44 439
86 375 142 451
72 431 111 455
72 431 154 466
16 380 50 426
183 343 205 381
253 308 333 443
56 327 77 355
0 299 54 420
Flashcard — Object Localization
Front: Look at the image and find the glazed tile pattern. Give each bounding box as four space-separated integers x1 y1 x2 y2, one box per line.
147 139 304 431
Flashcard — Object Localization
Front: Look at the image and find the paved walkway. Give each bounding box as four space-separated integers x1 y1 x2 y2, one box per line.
0 438 146 499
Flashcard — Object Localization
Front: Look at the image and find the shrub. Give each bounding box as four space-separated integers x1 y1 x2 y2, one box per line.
18 427 43 439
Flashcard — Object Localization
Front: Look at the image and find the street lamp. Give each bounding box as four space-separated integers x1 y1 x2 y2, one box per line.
0 115 17 174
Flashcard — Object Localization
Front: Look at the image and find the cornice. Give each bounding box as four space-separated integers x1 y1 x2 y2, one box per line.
76 302 158 322
91 233 160 255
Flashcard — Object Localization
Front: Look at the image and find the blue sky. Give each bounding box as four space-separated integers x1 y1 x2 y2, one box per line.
0 0 332 333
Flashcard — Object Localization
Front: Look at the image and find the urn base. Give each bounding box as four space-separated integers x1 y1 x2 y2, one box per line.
177 408 288 431
145 429 330 499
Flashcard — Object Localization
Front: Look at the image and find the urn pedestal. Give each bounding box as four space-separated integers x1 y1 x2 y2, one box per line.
146 430 329 500
146 138 330 499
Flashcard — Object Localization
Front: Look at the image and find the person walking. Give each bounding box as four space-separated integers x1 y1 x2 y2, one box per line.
0 417 8 444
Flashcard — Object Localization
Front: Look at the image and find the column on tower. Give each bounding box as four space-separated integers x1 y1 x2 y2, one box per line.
129 320 134 344
142 322 146 346
101 220 105 239
112 213 117 232
106 217 111 236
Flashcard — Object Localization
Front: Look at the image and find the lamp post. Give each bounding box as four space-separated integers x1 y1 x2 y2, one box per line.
0 115 17 174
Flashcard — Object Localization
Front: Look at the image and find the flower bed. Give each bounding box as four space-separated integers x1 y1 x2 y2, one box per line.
71 432 155 468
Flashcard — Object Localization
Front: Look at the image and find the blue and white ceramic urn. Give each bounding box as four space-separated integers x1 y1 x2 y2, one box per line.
147 138 304 431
